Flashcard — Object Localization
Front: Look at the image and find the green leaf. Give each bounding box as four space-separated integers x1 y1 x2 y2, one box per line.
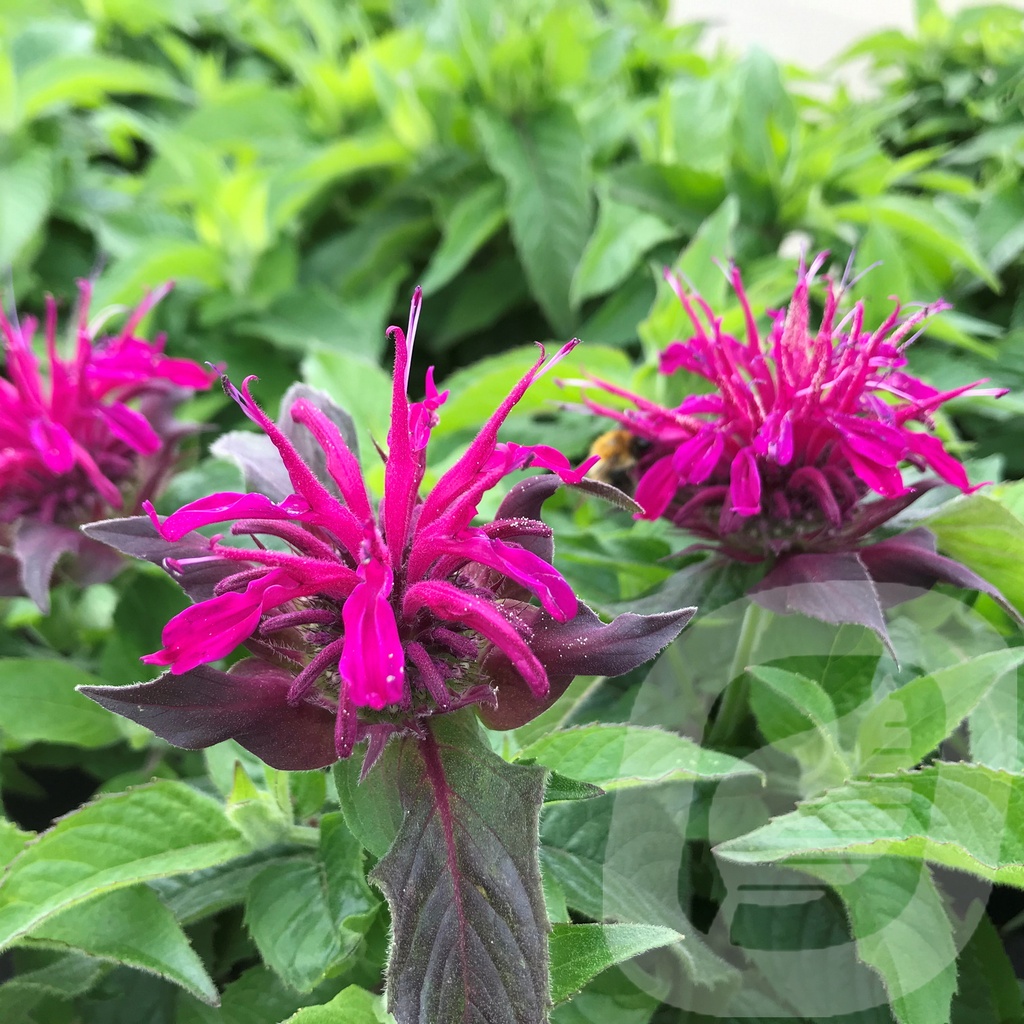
571 194 676 306
91 241 224 309
548 967 659 1024
434 344 632 440
244 857 349 993
548 922 682 1005
0 146 52 268
542 790 742 991
0 780 248 948
178 964 347 1024
302 351 392 476
950 912 1024 1024
19 55 182 123
748 665 851 793
420 179 507 295
370 714 550 1024
716 762 1024 886
799 859 957 1024
0 819 32 865
518 725 762 791
23 885 218 1005
856 648 1024 774
333 748 404 860
278 986 385 1023
927 494 1024 615
638 196 739 351
475 104 592 335
0 658 123 749
832 195 998 289
0 952 106 1022
318 812 378 936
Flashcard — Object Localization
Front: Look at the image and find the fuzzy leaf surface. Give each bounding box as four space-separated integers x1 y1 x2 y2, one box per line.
0 780 247 948
370 715 550 1024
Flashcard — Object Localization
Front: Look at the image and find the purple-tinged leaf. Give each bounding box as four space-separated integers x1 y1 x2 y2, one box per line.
858 527 1024 623
480 602 694 730
12 521 82 613
82 517 238 603
567 477 643 515
77 658 336 770
370 714 550 1024
0 554 21 597
751 551 893 654
495 474 561 521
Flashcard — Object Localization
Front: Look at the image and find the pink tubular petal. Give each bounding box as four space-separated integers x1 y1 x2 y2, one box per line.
729 447 762 516
901 429 972 491
634 455 681 521
436 532 577 621
404 579 550 698
527 445 600 484
288 399 373 521
671 430 724 485
420 342 574 528
143 569 303 673
148 491 312 541
339 558 407 710
102 402 162 455
29 418 75 474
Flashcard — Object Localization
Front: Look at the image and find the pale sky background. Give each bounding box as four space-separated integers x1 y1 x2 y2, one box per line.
670 0 1024 68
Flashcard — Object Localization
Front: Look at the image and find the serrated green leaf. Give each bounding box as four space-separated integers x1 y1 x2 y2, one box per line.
800 859 957 1024
857 648 1024 774
23 885 218 1005
548 966 659 1024
245 857 347 993
475 104 592 335
0 658 123 749
278 985 385 1023
370 714 550 1024
420 179 507 295
748 665 851 794
542 789 742 991
716 762 1024 886
950 911 1024 1024
519 724 762 791
0 819 32 865
548 922 682 1005
0 780 248 948
318 812 379 935
571 194 676 306
927 494 1024 615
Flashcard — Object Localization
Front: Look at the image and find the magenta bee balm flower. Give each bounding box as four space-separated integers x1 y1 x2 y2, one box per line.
0 282 216 610
588 255 1001 557
584 256 1014 638
80 291 692 769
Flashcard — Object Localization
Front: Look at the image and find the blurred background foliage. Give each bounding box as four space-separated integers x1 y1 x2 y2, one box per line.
1 0 1022 453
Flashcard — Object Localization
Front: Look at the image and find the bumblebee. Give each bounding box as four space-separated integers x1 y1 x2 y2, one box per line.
585 429 649 492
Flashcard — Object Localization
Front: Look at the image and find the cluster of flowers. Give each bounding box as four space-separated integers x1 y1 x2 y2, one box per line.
2 258 1005 767
0 283 215 611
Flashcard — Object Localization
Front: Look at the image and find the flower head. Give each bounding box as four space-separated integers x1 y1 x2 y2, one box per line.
80 290 692 769
0 281 216 609
585 255 1003 561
